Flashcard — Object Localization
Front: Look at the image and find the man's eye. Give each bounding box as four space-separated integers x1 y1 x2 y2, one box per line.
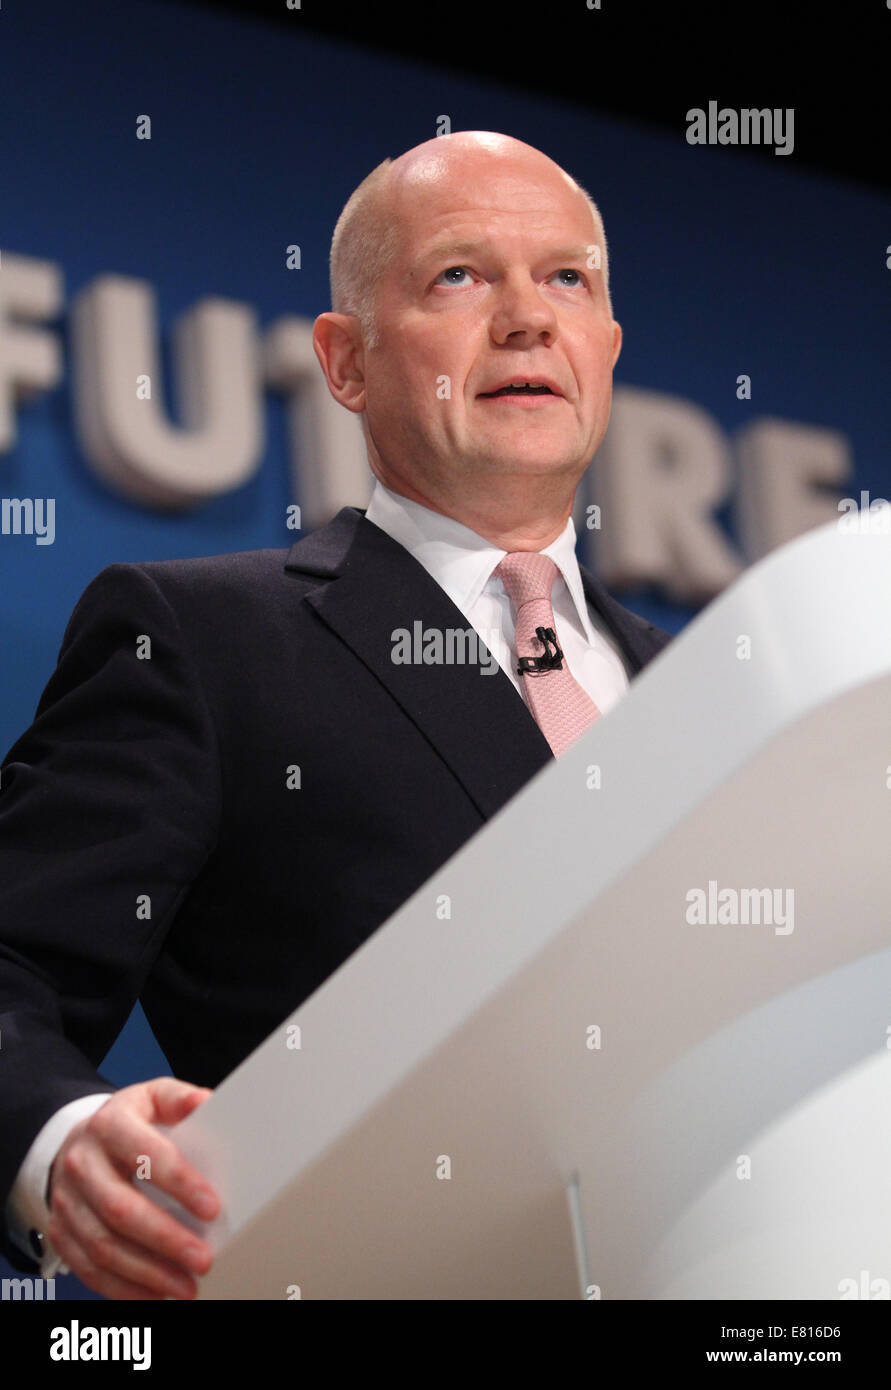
434 266 474 286
553 268 586 288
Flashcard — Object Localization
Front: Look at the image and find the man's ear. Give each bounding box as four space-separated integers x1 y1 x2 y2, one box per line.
610 319 622 368
312 313 366 413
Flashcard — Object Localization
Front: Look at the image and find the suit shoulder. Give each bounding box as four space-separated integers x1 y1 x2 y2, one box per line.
55 549 298 668
79 547 295 616
133 546 291 590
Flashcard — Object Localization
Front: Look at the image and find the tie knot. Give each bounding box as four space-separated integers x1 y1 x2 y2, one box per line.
494 551 559 609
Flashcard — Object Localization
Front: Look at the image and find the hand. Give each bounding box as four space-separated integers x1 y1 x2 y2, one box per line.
46 1077 221 1300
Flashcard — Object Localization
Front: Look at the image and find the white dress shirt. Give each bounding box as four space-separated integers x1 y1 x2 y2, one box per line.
6 478 632 1276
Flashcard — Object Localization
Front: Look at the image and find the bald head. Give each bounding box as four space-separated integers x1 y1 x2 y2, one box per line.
329 131 611 349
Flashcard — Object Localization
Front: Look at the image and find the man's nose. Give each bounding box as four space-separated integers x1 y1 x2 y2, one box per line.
488 275 559 345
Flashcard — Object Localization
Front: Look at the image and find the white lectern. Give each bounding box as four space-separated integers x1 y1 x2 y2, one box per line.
146 519 891 1299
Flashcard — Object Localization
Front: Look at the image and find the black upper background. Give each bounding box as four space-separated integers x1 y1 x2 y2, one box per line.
165 0 890 195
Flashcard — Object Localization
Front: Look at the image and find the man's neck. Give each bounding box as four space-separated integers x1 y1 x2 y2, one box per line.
374 476 574 552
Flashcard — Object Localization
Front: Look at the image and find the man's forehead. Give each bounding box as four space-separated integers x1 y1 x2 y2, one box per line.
395 175 592 247
401 200 598 266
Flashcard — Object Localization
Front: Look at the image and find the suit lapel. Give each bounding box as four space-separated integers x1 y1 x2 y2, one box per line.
285 507 554 819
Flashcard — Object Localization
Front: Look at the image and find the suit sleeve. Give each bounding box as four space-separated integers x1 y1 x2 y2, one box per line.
0 561 222 1268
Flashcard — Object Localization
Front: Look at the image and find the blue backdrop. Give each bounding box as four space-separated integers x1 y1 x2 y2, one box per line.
1 0 889 1296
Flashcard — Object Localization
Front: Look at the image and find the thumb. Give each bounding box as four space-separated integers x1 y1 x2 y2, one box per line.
145 1077 214 1127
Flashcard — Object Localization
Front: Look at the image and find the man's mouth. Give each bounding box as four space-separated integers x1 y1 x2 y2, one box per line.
479 381 558 397
480 383 555 397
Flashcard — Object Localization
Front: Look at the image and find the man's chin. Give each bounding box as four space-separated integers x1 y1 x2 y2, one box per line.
463 446 587 479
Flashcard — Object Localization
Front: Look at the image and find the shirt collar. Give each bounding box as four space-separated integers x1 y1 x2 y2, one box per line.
362 478 595 641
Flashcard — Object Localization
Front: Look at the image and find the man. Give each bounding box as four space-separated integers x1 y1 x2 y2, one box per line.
0 131 672 1299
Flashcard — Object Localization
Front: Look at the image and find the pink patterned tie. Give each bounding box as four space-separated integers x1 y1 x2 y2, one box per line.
494 551 602 757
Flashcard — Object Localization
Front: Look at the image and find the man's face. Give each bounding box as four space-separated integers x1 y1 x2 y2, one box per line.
359 154 622 504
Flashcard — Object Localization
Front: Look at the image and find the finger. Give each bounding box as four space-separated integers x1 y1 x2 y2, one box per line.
144 1078 215 1127
48 1185 198 1300
54 1141 214 1276
87 1104 221 1222
47 1210 179 1301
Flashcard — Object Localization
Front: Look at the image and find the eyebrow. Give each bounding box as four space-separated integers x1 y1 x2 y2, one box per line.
415 239 593 268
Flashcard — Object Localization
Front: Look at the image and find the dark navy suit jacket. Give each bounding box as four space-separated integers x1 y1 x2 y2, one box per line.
0 505 673 1269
